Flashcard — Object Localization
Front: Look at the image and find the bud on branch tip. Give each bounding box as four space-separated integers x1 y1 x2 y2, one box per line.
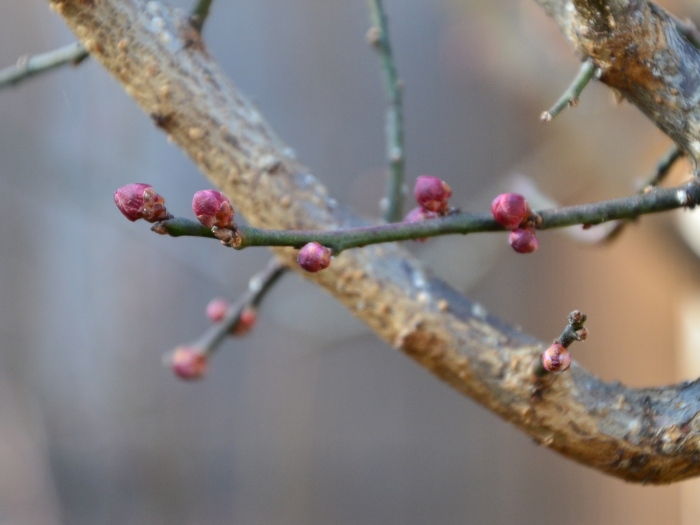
170 347 208 381
114 183 169 223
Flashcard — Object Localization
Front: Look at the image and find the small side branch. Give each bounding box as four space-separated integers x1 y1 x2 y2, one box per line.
0 42 88 89
602 145 684 242
541 60 598 122
367 0 405 222
195 258 286 356
190 0 213 33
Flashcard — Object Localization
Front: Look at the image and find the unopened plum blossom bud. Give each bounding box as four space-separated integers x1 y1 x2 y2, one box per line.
542 342 572 372
231 307 257 336
403 206 439 242
206 298 229 323
491 193 531 230
170 347 208 380
192 189 234 229
297 241 331 272
114 183 169 222
509 227 539 254
414 176 452 214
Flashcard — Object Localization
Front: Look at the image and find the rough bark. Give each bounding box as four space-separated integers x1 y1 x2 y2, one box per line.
47 0 700 483
536 0 700 168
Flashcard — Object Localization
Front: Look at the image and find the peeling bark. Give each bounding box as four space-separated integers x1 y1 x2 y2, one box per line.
46 0 700 483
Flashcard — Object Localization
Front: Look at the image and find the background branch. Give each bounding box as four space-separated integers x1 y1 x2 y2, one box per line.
48 0 700 483
367 0 405 222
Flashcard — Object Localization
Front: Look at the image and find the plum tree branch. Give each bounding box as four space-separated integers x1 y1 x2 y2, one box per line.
151 180 700 251
47 0 700 483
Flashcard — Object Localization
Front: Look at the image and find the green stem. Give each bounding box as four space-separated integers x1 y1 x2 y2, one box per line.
367 0 405 223
602 145 683 242
195 259 286 356
541 60 598 122
153 181 700 253
0 42 88 89
191 0 214 33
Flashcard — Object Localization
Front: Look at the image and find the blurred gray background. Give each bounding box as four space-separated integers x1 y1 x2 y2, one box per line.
1 0 700 524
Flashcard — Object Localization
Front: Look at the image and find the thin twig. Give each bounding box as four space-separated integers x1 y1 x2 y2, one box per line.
193 258 286 356
190 0 214 33
367 0 405 223
152 180 700 252
541 60 598 122
0 42 88 89
602 145 684 242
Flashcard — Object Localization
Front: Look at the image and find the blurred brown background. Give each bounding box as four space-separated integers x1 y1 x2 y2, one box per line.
1 0 700 524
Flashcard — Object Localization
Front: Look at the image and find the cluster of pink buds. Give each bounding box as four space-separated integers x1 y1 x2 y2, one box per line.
192 189 235 229
297 241 332 272
403 176 452 240
114 183 170 223
491 193 539 254
205 298 258 335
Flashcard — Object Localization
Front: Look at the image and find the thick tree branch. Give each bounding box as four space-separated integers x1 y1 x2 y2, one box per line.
47 0 700 483
535 0 700 169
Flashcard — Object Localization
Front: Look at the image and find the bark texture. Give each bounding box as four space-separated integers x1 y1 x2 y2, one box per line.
47 0 700 483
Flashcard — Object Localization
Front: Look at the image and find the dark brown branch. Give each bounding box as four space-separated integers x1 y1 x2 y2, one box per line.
47 0 700 483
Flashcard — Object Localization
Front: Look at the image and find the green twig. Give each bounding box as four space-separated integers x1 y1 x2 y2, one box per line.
152 180 700 253
0 42 88 89
367 0 405 222
194 258 286 356
190 0 214 33
541 60 598 122
602 145 684 242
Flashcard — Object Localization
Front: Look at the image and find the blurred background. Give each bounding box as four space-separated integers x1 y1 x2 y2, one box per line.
1 0 700 523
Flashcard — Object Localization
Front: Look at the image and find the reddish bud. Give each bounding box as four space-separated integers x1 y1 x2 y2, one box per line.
542 343 572 372
170 347 208 380
297 242 332 272
231 307 257 336
491 193 531 230
509 227 539 254
206 298 230 323
403 207 439 242
414 176 452 213
192 189 234 229
114 183 169 222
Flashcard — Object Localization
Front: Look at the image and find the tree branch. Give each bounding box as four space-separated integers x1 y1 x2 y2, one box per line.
47 0 700 483
151 180 700 251
535 0 700 169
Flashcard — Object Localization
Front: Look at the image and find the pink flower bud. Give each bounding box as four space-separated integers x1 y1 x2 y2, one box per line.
206 298 230 323
192 189 234 229
297 242 332 272
414 176 452 213
170 347 208 380
403 206 439 242
114 183 169 222
542 343 572 372
231 307 257 336
491 193 531 230
509 227 539 254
